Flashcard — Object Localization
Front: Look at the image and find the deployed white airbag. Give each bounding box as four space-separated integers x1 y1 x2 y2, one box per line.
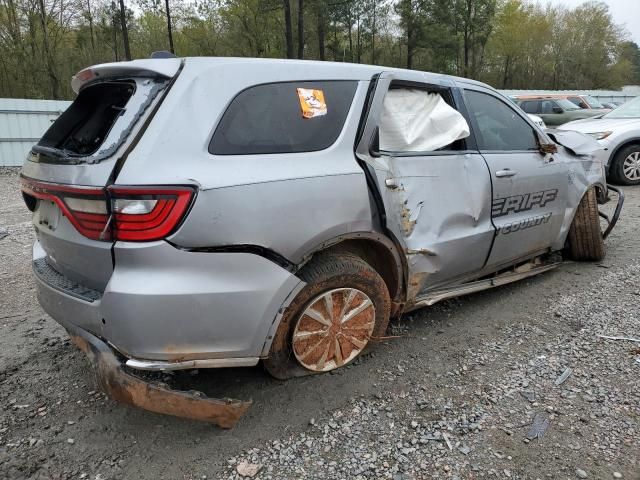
379 89 470 152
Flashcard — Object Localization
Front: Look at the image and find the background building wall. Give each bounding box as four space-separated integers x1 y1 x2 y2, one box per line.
0 98 71 167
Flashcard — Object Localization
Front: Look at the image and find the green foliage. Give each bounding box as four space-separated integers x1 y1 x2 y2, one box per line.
0 0 635 99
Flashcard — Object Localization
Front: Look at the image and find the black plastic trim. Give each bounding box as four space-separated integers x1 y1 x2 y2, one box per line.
33 258 103 302
166 242 296 272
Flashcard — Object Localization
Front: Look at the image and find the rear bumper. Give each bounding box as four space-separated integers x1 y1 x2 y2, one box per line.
34 239 302 364
66 319 251 427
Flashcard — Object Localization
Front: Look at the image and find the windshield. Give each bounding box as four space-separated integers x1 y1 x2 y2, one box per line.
584 95 604 109
603 96 640 118
557 99 581 111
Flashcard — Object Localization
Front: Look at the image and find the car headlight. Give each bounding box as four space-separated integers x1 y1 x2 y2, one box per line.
587 131 613 140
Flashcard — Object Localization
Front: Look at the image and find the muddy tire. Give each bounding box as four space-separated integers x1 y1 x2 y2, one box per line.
263 252 391 380
567 188 605 261
610 144 640 185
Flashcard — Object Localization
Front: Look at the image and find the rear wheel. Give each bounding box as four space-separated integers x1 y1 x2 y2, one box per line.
567 188 605 261
264 253 391 380
610 144 640 185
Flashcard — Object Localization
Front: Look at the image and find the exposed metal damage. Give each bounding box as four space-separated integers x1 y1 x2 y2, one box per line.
69 326 252 428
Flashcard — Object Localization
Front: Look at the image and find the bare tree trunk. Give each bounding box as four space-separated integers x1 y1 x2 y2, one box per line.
111 1 119 61
371 0 376 64
347 8 353 62
407 26 413 69
86 0 95 52
317 8 325 61
355 13 360 63
118 0 131 59
297 0 304 58
165 0 174 54
502 56 510 88
37 0 60 98
333 20 338 61
463 0 471 77
283 0 294 58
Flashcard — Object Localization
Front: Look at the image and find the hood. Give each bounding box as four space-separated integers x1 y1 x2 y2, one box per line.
559 116 640 133
545 129 604 156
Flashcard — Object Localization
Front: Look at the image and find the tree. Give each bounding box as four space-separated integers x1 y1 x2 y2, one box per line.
165 0 174 53
119 0 131 59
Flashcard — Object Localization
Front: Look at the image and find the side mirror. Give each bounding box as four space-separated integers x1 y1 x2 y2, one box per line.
537 132 557 154
539 143 558 154
552 106 563 114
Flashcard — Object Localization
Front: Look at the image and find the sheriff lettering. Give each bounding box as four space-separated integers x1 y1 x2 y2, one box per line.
492 189 558 218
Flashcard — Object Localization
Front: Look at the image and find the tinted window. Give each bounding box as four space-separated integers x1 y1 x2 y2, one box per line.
521 100 540 114
210 81 357 155
568 97 582 107
465 90 538 151
541 100 556 114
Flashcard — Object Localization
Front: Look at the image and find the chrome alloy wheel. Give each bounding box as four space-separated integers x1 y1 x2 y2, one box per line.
623 151 640 181
292 288 376 372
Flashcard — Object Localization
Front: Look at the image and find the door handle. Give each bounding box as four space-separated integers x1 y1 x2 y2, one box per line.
495 169 517 178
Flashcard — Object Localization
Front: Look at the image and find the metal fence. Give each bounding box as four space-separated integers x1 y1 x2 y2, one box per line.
499 85 640 104
0 98 71 167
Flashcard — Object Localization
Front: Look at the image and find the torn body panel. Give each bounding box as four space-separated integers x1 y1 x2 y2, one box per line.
550 142 608 251
377 152 494 300
69 324 250 428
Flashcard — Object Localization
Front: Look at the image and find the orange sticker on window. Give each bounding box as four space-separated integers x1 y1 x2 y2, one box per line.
297 88 327 118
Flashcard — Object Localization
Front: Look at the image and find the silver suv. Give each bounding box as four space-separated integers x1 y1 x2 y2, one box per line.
21 58 621 427
560 96 640 185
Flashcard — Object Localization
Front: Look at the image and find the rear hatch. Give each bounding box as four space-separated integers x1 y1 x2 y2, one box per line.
21 59 182 292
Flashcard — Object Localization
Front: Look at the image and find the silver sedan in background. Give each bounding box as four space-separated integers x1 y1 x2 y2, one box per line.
561 96 640 185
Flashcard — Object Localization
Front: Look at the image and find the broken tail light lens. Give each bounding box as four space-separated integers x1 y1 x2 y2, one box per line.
21 176 195 242
108 186 194 241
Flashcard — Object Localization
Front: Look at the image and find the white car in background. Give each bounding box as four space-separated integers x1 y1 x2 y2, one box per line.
528 114 546 129
560 96 640 185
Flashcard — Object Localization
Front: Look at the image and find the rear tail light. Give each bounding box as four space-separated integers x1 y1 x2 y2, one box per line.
20 177 195 242
108 186 193 241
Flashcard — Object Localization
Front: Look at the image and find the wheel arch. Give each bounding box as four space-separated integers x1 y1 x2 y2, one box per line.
606 137 640 180
296 232 407 315
609 138 640 170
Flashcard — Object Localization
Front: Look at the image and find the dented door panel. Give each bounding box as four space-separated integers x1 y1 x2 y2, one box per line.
355 72 494 302
380 152 494 297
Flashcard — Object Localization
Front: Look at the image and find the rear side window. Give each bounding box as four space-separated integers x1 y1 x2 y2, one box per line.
464 90 538 151
39 82 134 156
520 101 540 114
210 81 358 155
568 97 582 107
35 78 167 163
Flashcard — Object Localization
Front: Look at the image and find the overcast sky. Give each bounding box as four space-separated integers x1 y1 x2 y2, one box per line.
547 0 640 45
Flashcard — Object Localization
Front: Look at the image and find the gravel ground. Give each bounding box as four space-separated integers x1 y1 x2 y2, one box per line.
0 168 638 480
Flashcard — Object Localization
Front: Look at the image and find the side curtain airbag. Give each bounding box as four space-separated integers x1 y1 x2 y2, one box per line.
379 89 470 152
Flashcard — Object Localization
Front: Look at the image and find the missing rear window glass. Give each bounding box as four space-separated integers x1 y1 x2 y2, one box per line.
38 81 135 156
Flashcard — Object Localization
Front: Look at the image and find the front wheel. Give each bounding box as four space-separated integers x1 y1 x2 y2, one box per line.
610 144 640 185
567 187 605 261
263 252 391 380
